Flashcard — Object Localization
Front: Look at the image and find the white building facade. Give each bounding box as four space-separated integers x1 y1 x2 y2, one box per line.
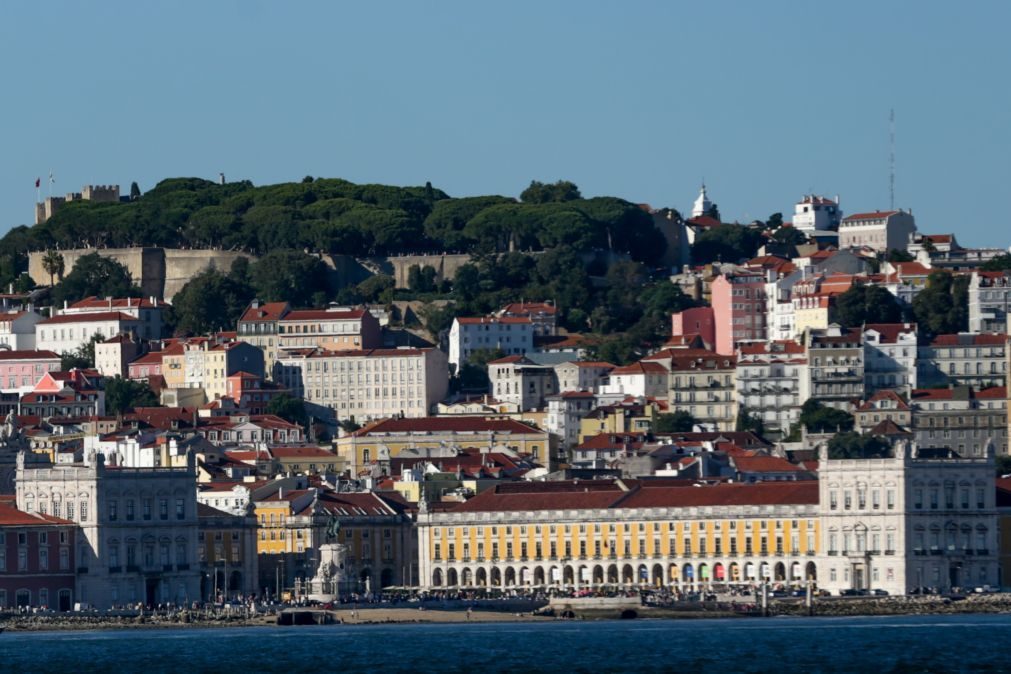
15 451 202 610
276 347 449 421
817 441 997 596
448 317 534 371
837 210 917 252
863 323 918 396
36 312 140 356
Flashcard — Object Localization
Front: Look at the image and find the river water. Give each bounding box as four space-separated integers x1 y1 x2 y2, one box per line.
5 614 1007 673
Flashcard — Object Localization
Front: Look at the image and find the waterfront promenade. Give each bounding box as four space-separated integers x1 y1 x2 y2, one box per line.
5 592 1011 631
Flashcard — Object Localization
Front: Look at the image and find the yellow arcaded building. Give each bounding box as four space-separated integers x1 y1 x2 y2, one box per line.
417 480 820 589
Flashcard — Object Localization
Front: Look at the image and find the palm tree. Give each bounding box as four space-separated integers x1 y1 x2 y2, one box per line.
41 249 65 287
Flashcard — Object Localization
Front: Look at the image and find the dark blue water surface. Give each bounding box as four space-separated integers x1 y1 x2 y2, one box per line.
5 614 1010 673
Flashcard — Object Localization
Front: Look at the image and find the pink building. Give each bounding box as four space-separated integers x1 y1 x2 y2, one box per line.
711 271 768 356
671 306 715 349
0 503 76 610
0 350 61 394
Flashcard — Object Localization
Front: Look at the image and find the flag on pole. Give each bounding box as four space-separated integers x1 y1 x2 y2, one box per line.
35 177 40 189
49 171 54 185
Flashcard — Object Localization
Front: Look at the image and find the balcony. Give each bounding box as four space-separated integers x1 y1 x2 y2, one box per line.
127 565 140 573
177 563 190 570
109 566 122 573
977 549 990 556
884 550 895 556
163 564 173 572
77 566 89 574
827 551 838 556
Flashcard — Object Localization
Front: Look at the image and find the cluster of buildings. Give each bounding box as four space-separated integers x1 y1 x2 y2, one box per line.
2 188 1011 610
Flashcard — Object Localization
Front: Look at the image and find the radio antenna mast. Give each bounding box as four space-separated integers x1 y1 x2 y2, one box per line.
889 108 895 210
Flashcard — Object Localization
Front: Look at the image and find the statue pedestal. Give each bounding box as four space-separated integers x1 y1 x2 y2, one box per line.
308 543 348 602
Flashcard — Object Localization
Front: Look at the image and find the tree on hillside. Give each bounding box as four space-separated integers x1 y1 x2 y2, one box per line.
736 406 765 437
407 265 438 293
691 224 763 264
105 377 160 415
50 253 141 307
520 180 582 204
654 411 697 433
798 399 854 434
455 348 504 390
41 249 64 287
266 393 309 429
764 212 784 230
171 269 254 335
357 274 395 303
249 250 329 307
827 432 890 459
770 226 808 247
911 271 969 338
59 332 104 370
831 284 903 327
980 253 1011 272
886 248 915 263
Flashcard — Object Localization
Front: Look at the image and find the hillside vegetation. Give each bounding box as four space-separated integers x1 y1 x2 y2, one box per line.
0 177 694 364
0 177 665 277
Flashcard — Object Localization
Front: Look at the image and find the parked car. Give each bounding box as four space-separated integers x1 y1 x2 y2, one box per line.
870 589 889 596
840 588 868 596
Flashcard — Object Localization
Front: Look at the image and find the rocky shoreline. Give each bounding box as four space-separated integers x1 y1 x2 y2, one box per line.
4 594 1011 631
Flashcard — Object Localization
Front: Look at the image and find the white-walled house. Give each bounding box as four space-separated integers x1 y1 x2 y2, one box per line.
36 311 140 355
0 310 44 350
598 361 668 398
448 317 534 371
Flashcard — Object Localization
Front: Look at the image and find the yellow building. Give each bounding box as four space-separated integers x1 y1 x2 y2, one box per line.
197 503 259 600
793 296 831 338
318 491 417 591
253 488 323 596
336 417 552 476
578 400 660 445
418 480 821 589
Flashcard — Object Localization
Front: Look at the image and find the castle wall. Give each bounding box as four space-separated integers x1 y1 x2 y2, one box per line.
29 248 256 302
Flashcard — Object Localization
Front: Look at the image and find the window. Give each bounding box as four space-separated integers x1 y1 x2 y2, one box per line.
143 499 152 521
159 499 169 521
175 499 185 520
108 501 118 521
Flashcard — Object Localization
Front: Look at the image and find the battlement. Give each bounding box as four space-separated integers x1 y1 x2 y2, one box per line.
34 184 121 223
81 184 120 202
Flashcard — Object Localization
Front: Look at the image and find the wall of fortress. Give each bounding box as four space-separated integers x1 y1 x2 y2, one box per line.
29 248 256 302
30 249 477 302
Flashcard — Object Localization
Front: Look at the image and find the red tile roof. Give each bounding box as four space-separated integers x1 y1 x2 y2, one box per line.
451 481 627 512
930 333 1006 347
68 296 160 310
38 311 139 325
501 302 557 316
732 455 805 474
863 323 917 343
239 302 289 322
0 502 74 526
609 361 668 376
280 308 368 322
843 211 900 221
857 389 911 411
353 417 544 436
0 349 60 361
456 316 532 325
615 482 818 509
270 446 338 459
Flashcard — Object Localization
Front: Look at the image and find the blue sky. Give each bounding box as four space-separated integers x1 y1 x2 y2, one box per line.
2 1 1009 247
